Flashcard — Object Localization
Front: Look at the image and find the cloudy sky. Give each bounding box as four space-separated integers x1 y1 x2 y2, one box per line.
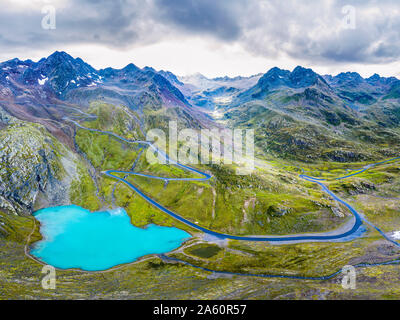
1 0 400 78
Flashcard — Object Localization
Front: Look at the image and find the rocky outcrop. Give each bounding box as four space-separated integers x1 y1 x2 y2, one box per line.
323 150 367 163
0 108 77 215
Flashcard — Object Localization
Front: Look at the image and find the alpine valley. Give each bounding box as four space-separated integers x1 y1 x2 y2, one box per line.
1 51 400 299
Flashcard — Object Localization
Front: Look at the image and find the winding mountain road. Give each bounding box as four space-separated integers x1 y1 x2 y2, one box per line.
67 117 400 246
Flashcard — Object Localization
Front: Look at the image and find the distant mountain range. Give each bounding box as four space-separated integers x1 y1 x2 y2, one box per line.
2 50 398 113
0 51 210 146
1 51 399 163
0 51 189 106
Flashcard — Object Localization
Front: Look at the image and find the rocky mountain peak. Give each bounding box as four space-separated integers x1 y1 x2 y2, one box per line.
289 66 323 88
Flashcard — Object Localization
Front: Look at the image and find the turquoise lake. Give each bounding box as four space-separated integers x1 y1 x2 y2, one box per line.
30 205 191 271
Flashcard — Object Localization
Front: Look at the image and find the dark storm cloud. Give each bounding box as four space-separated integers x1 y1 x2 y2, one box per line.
154 0 245 40
235 0 400 64
0 0 143 49
1 0 400 65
